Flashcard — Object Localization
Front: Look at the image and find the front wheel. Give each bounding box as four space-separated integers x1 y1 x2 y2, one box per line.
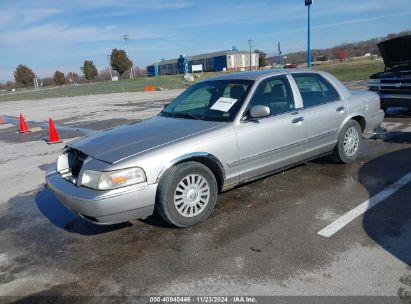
155 161 218 227
331 120 363 164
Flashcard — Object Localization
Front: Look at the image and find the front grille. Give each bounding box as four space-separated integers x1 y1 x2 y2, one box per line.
373 78 411 95
379 87 411 95
380 78 411 84
67 148 87 178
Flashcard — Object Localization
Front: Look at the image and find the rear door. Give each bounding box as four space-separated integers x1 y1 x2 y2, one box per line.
290 73 348 157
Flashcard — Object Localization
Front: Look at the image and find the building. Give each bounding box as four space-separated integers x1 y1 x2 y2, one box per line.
147 50 259 77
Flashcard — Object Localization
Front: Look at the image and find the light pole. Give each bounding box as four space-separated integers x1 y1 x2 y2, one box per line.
248 39 253 71
123 34 134 79
305 0 313 68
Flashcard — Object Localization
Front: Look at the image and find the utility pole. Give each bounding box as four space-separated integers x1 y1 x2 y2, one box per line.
107 54 113 80
277 42 282 66
305 0 313 68
248 39 253 71
123 34 134 79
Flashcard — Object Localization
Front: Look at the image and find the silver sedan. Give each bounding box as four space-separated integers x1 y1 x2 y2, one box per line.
46 69 384 227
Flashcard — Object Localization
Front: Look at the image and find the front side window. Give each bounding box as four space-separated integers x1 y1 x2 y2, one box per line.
162 80 254 122
293 73 340 107
248 76 295 116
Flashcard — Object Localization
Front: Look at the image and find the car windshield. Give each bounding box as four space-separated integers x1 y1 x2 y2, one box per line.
161 79 254 122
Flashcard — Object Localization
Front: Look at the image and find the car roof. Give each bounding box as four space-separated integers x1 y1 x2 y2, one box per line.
204 68 323 82
202 68 351 100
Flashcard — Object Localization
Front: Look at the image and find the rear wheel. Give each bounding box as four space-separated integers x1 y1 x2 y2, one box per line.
331 120 362 164
155 161 218 227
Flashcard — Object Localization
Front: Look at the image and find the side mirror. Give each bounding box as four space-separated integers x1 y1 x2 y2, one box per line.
249 105 270 119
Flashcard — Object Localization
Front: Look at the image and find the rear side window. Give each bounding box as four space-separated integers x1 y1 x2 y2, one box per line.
293 73 340 107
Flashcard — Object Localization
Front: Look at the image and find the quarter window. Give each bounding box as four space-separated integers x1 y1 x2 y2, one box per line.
293 73 340 107
249 76 295 116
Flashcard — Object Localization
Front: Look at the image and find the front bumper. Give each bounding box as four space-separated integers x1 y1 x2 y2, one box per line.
45 167 157 225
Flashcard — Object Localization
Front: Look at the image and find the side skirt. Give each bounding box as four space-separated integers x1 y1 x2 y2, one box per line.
221 151 333 192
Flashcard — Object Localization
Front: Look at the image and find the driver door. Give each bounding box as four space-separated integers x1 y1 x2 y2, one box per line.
233 75 307 182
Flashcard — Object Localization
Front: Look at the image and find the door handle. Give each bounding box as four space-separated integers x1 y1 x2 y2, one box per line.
292 117 304 124
336 106 345 112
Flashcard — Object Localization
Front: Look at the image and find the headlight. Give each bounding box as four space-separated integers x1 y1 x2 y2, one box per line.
80 167 146 190
368 79 380 84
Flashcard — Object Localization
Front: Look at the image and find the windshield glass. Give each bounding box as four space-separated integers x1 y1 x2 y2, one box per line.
161 79 254 122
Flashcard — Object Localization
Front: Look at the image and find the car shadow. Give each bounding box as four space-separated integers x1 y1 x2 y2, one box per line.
379 107 411 146
360 145 411 266
139 214 176 228
35 186 132 235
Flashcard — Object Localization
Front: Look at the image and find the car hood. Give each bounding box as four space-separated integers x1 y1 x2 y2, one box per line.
68 116 224 164
377 34 411 68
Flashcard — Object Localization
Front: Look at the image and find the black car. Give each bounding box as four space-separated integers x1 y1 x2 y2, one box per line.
368 35 411 111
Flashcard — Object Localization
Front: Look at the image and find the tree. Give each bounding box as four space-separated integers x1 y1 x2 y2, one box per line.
41 77 55 87
53 71 65 86
254 49 267 67
14 64 35 87
66 72 79 84
81 60 98 81
335 49 348 61
98 68 112 81
110 49 132 77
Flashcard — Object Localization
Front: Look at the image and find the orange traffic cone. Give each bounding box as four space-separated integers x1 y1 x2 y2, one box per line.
19 114 29 133
47 117 61 144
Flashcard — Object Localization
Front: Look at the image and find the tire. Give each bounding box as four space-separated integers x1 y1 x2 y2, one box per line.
331 120 363 164
155 161 218 227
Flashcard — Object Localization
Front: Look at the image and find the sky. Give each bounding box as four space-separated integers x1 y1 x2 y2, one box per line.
0 0 410 82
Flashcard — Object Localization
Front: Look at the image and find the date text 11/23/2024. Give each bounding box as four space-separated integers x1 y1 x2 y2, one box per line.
149 296 257 303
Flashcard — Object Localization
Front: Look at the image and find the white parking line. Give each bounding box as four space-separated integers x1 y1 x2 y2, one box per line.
395 126 411 133
318 172 411 238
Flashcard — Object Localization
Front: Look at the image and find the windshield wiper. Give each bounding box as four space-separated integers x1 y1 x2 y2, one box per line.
161 111 174 117
171 113 206 120
185 113 204 120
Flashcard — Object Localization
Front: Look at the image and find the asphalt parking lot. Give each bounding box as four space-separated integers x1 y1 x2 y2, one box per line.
0 86 410 303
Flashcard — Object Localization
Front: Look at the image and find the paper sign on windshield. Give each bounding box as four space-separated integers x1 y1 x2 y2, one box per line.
210 97 238 112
